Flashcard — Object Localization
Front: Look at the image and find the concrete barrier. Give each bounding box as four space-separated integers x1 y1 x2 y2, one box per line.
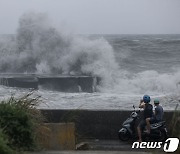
37 123 76 150
38 77 79 92
0 74 98 92
78 76 96 92
40 109 175 140
0 77 38 89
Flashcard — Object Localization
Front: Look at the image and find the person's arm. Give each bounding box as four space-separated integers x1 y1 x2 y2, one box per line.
154 108 157 115
154 106 159 116
139 100 145 108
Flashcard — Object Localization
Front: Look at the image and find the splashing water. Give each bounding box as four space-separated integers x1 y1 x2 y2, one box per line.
0 12 119 89
0 12 180 110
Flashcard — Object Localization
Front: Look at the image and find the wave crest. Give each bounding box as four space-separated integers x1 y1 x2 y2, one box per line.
0 12 119 88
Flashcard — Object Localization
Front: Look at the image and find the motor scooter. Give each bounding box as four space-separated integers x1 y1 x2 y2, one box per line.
118 105 168 141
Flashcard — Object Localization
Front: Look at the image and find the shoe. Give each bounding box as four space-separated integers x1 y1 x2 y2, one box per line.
144 130 150 134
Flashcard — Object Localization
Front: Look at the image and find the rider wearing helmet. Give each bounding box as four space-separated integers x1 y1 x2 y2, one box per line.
146 98 164 133
137 95 153 142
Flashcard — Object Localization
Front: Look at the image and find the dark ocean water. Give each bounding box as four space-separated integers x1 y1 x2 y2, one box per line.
91 34 180 74
0 34 180 110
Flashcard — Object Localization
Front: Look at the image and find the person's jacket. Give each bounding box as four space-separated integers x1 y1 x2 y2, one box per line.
143 103 153 119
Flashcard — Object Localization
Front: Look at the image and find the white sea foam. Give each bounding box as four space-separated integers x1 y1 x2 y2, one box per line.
109 70 180 95
0 12 119 89
0 12 180 110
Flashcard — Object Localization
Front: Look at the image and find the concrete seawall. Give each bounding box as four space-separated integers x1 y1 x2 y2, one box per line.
0 77 39 89
41 109 175 139
0 74 98 93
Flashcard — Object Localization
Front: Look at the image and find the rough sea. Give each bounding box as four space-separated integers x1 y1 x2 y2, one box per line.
0 13 180 110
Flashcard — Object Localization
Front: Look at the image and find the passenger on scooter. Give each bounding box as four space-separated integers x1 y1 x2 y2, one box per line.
146 98 164 134
137 95 153 142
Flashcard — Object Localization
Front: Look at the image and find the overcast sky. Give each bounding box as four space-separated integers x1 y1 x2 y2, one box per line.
0 0 180 34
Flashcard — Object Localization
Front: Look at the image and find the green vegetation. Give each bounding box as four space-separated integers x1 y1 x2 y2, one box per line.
0 129 14 154
170 104 180 153
0 92 44 153
171 104 180 137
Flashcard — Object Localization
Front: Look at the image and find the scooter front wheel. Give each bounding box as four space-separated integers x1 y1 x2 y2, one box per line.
118 128 130 141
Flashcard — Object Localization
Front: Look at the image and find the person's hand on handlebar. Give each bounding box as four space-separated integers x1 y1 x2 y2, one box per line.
139 99 145 108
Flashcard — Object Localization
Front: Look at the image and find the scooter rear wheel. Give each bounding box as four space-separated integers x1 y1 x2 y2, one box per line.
158 129 168 142
143 129 168 142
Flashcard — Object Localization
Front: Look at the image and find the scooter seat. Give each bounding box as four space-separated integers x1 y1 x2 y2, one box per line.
150 121 165 129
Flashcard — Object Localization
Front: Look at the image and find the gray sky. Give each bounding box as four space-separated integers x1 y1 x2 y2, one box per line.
0 0 180 34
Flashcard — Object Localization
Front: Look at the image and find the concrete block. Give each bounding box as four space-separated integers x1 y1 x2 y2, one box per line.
0 77 38 89
0 74 98 93
78 77 97 93
38 77 79 92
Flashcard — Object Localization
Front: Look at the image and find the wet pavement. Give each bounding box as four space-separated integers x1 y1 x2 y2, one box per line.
27 151 152 154
26 139 161 154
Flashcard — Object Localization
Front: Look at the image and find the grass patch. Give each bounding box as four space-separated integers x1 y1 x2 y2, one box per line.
170 104 180 137
170 104 180 153
0 92 44 153
0 128 14 154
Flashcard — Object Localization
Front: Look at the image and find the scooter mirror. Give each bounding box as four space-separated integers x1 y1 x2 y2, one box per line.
133 105 135 109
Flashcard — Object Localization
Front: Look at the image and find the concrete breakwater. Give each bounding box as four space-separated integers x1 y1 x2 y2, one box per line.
41 109 175 140
0 74 99 92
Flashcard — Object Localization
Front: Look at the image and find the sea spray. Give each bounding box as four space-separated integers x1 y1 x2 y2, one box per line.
0 12 119 89
110 70 180 94
0 12 180 95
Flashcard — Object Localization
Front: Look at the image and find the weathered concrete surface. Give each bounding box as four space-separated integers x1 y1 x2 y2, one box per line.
77 139 132 151
77 77 96 93
40 109 174 140
38 76 97 92
76 139 162 153
0 77 38 89
0 74 98 92
38 77 79 92
26 151 152 154
38 123 76 150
